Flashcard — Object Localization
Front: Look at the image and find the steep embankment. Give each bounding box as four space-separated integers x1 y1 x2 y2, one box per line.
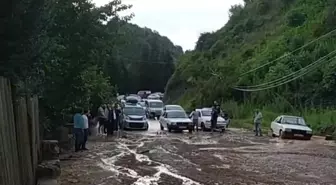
165 0 336 134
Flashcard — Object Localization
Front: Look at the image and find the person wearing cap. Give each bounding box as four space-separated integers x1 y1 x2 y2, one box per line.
253 109 263 136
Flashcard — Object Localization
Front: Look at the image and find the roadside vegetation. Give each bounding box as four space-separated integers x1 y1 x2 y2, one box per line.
165 0 336 137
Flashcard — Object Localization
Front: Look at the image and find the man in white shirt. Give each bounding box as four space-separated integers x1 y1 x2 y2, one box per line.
191 111 199 132
81 110 90 150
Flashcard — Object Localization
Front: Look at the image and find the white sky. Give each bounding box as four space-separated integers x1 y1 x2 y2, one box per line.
93 0 244 51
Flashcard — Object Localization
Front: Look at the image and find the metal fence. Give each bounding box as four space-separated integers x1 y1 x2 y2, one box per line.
0 77 40 185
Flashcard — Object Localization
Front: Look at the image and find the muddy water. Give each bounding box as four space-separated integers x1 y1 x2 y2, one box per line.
60 120 336 185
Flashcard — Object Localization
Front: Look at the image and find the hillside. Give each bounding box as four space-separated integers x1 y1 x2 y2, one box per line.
165 0 336 134
107 23 183 93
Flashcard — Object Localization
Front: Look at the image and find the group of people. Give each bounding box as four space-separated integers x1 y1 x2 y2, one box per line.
97 103 122 137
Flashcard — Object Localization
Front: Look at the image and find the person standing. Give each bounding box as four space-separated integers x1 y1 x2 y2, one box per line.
191 110 199 132
97 104 108 134
106 104 114 138
254 109 263 136
81 110 90 150
73 108 84 152
211 101 221 134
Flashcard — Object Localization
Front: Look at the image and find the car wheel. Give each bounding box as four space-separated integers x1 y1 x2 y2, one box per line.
168 126 172 133
188 128 193 133
271 129 276 137
160 124 164 130
304 135 311 140
221 128 225 133
280 130 286 139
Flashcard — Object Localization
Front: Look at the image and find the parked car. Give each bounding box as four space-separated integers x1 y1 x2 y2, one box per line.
163 105 185 111
137 90 151 99
270 115 312 140
145 99 164 119
147 94 161 100
138 101 146 110
159 110 193 133
190 108 227 132
122 102 148 130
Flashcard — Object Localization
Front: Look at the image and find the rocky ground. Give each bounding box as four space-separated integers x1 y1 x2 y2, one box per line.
59 120 336 185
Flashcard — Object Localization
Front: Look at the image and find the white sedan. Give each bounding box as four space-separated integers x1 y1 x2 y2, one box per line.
159 110 193 133
190 108 227 131
270 115 313 140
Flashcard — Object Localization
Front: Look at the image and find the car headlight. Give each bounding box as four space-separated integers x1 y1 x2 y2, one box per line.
306 130 312 134
142 116 146 120
170 122 176 125
285 128 292 132
206 121 211 123
124 116 130 120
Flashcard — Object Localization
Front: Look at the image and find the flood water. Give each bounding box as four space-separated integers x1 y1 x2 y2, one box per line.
60 120 336 185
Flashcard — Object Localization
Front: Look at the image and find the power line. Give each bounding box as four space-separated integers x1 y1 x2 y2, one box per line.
232 56 335 92
239 28 336 77
234 50 336 88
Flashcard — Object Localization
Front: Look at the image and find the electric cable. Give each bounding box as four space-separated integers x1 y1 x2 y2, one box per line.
232 56 335 92
234 50 336 88
239 28 336 77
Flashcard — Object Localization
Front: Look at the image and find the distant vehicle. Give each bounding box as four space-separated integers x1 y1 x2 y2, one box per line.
137 90 151 99
159 110 193 133
147 94 161 100
138 101 146 110
117 95 125 101
163 105 184 112
270 115 312 140
152 92 164 99
190 108 227 132
145 99 164 119
125 95 141 103
122 103 148 130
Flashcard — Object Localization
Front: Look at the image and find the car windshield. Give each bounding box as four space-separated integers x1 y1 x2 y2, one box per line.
149 102 163 108
201 110 212 116
166 105 183 110
283 117 306 126
123 107 145 116
167 111 188 118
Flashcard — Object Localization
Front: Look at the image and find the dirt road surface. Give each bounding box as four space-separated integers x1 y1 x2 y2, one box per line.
60 120 336 185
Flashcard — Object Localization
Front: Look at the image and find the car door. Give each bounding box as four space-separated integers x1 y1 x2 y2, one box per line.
159 111 165 126
271 116 282 135
162 112 168 128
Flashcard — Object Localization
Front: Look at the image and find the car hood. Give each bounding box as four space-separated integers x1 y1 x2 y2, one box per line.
282 124 312 131
202 116 225 122
167 118 191 122
128 115 144 119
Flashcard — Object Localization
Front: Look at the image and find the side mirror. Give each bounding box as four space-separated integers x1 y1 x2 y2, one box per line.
306 123 311 127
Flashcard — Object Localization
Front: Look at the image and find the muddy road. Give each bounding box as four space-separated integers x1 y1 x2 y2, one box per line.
60 120 336 185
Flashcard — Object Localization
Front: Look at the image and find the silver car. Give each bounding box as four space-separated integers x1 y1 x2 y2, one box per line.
145 99 164 119
159 110 193 133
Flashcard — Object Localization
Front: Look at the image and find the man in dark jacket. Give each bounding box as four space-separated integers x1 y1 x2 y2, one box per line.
110 103 121 132
211 101 221 134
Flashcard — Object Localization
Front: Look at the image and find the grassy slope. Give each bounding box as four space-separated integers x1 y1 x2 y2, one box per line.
165 0 336 136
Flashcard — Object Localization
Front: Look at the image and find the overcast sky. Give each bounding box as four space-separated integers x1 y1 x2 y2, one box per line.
93 0 244 51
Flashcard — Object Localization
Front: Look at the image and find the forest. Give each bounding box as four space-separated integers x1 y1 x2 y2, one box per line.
1 0 182 132
165 0 336 135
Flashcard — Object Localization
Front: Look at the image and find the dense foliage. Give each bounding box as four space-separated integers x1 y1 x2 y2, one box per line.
1 0 182 130
165 0 336 135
